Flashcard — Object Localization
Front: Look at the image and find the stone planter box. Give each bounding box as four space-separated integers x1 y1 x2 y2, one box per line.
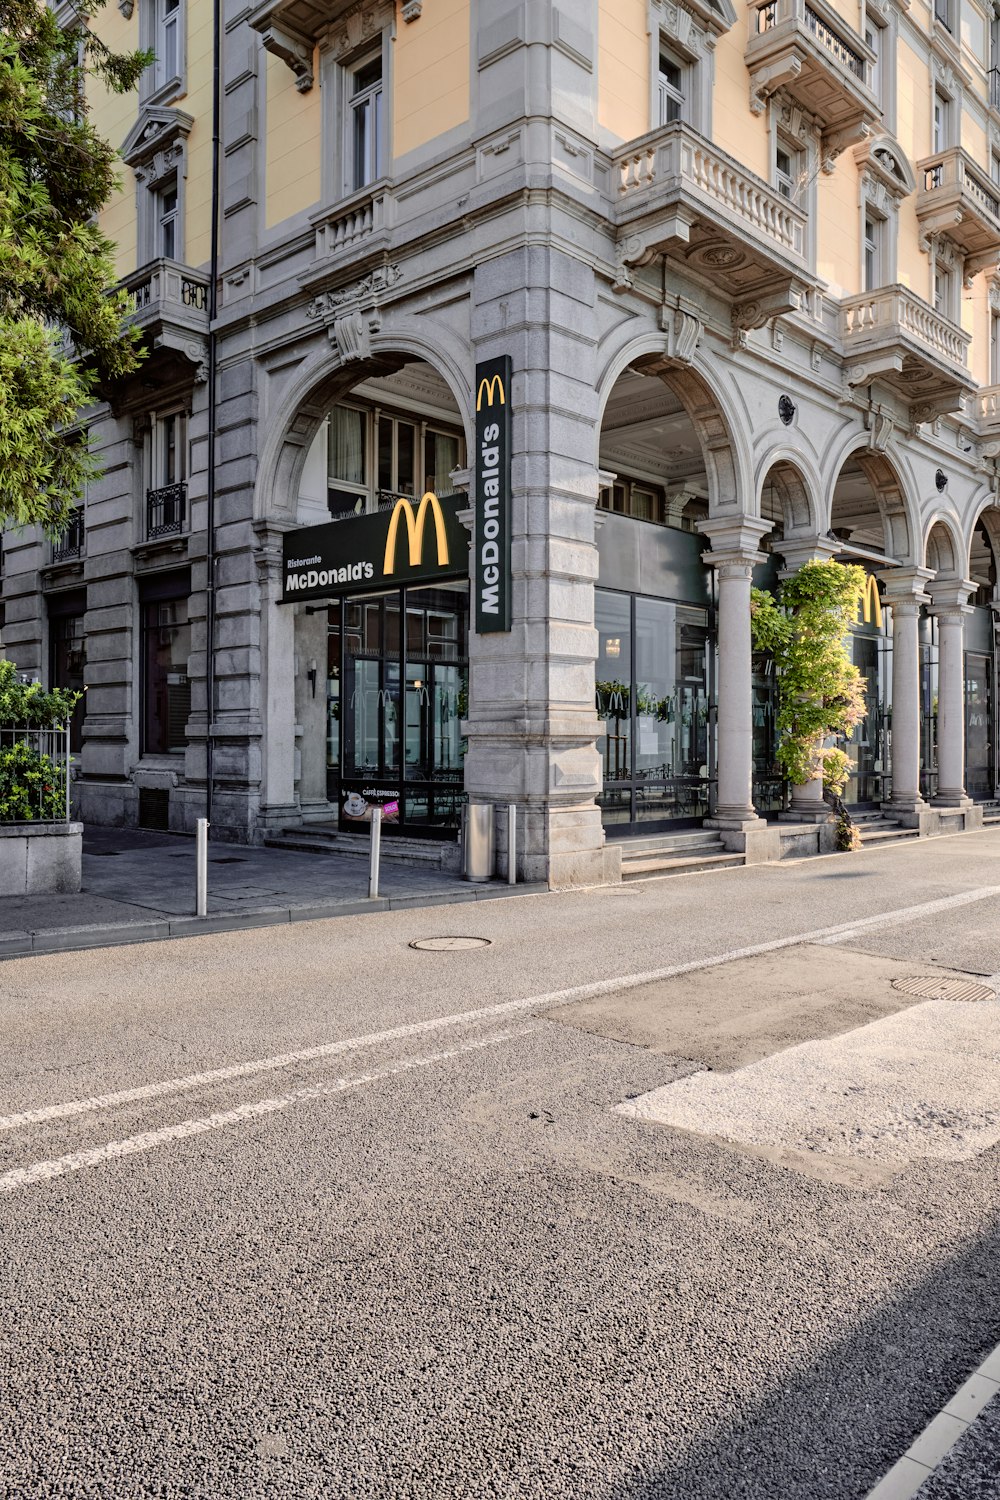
0 822 83 895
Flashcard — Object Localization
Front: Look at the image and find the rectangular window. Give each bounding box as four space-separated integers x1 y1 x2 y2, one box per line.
775 141 799 200
142 591 191 755
864 215 881 291
934 0 953 32
154 0 180 91
156 178 179 260
657 51 685 124
49 598 87 754
934 264 956 320
350 53 382 192
992 152 1000 187
865 23 881 102
933 90 950 152
424 430 460 495
992 312 1000 384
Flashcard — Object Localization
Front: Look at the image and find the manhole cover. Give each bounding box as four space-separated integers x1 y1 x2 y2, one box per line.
892 976 995 1003
409 936 492 952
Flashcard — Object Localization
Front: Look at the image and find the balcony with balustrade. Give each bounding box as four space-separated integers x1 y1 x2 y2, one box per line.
841 285 975 419
916 149 1000 278
119 260 210 380
746 0 879 146
611 122 814 313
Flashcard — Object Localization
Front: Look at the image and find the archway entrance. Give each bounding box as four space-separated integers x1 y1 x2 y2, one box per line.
289 362 469 838
967 512 999 800
595 368 718 833
828 454 905 807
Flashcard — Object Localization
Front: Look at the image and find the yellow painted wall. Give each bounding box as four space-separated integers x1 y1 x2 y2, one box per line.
180 0 214 267
265 51 321 227
969 277 991 386
712 32 769 179
816 163 859 298
962 111 987 168
598 0 648 144
393 0 470 157
87 5 140 278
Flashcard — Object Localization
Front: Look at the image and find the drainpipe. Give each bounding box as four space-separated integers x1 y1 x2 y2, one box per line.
204 0 221 826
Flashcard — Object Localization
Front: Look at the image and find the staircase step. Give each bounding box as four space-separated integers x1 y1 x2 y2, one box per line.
621 850 744 878
607 829 721 853
263 831 453 866
859 826 920 844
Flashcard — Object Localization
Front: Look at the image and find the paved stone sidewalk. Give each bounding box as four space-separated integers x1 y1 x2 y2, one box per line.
0 827 538 959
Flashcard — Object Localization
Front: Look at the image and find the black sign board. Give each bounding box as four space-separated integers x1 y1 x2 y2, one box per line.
474 355 512 633
281 492 469 603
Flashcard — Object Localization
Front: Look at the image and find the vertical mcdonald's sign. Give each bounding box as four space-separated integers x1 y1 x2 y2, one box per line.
475 355 512 633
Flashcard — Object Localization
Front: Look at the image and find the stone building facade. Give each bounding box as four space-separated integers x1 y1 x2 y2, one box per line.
3 0 1000 885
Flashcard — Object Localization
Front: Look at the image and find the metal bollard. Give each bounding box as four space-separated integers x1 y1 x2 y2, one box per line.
195 817 209 917
507 803 517 886
368 806 382 899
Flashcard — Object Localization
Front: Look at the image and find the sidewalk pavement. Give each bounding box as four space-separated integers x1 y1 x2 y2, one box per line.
0 827 542 960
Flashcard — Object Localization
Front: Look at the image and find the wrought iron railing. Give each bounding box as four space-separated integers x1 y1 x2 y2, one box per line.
51 510 85 563
146 482 187 539
804 2 865 75
0 726 71 824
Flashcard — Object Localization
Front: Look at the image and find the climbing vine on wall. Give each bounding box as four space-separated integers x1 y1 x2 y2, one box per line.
749 560 868 794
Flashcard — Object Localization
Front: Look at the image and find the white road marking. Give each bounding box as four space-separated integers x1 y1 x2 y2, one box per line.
0 1028 531 1195
2 884 998 1137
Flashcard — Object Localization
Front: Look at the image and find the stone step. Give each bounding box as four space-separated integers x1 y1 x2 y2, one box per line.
620 840 744 879
264 829 455 866
858 825 920 845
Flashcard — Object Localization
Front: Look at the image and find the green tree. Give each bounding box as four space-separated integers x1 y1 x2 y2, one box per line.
0 0 149 532
750 560 868 795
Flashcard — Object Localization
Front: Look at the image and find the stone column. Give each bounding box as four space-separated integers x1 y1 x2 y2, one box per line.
777 535 842 823
701 517 774 847
927 580 974 808
880 568 933 820
253 521 298 832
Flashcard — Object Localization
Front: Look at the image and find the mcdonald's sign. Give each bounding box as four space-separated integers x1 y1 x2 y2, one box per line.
383 492 450 575
859 574 883 628
475 354 512 633
280 490 467 603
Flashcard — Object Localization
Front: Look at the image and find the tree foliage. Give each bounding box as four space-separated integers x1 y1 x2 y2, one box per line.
750 560 868 794
0 0 150 531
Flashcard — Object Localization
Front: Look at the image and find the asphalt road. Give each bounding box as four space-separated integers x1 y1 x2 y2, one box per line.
3 830 1000 1499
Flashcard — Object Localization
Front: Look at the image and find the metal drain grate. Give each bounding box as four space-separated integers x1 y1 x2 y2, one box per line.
409 936 492 952
892 976 996 1003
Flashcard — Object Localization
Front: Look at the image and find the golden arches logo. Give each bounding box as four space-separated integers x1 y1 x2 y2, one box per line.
383 492 449 575
476 375 505 410
859 574 882 628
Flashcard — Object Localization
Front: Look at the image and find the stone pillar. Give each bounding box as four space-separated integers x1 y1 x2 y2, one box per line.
701 518 776 854
777 534 842 824
253 522 298 831
927 580 974 808
880 568 933 819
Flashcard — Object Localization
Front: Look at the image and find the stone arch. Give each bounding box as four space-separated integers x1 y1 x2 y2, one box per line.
825 436 919 563
966 495 1000 597
923 511 965 578
594 328 754 520
253 315 475 525
755 453 822 538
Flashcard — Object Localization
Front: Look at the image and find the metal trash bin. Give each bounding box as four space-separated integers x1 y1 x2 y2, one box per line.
463 800 495 882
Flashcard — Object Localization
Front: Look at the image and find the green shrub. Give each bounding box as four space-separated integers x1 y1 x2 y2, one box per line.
0 740 66 822
0 658 79 729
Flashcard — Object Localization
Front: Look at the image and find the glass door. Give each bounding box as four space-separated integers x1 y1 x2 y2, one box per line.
966 651 994 799
596 589 713 833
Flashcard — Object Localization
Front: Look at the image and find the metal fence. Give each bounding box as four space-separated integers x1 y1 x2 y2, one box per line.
0 726 71 824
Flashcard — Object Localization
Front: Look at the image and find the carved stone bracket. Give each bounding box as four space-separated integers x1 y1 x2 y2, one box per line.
731 280 806 344
749 57 802 115
257 22 314 91
330 306 381 362
658 299 704 365
864 407 895 452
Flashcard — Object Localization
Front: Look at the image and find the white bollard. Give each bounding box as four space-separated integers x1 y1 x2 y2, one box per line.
196 817 209 917
507 802 517 886
368 806 382 899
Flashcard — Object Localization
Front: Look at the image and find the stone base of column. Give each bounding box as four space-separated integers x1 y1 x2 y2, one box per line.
705 812 766 831
882 796 928 825
706 816 781 864
255 801 300 836
779 807 834 825
932 791 974 809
